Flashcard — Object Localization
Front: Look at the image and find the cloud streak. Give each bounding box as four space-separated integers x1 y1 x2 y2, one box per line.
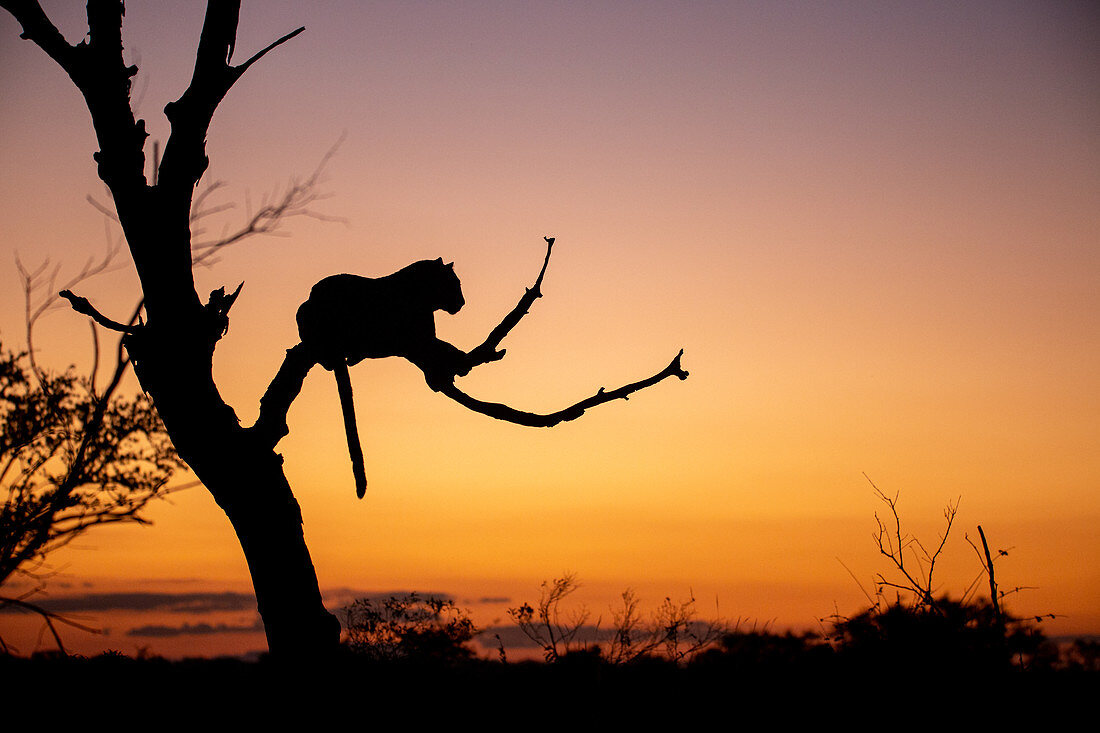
127 620 265 638
0 592 255 614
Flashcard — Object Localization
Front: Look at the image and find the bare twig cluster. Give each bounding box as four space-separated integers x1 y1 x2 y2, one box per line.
15 244 123 379
42 139 343 339
866 474 958 610
189 139 345 269
506 574 726 664
507 573 595 662
604 588 727 664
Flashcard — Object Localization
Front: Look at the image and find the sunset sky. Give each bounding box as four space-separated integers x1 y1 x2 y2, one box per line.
1 1 1097 658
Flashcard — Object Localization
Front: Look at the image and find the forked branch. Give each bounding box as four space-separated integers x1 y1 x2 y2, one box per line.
866 475 959 610
449 236 688 426
159 1 304 193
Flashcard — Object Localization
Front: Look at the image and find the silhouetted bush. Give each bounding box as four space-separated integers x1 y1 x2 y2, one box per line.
820 483 1064 675
1061 639 1100 673
342 593 477 663
506 574 727 664
0 342 184 653
690 630 831 674
828 595 1054 673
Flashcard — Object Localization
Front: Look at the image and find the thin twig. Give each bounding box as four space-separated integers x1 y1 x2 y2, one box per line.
0 593 103 655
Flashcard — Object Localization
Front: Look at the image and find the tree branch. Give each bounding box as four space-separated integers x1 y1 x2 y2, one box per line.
0 593 102 655
250 235 687 453
467 236 555 367
190 137 346 267
0 0 75 70
977 525 1002 626
444 237 688 426
3 0 147 199
159 0 304 194
235 25 305 75
58 289 139 334
439 350 688 428
250 343 318 449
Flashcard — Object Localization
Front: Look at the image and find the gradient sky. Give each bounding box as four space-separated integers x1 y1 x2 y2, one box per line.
1 1 1098 658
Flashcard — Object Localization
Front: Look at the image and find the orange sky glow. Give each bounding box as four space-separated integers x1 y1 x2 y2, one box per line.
1 1 1097 658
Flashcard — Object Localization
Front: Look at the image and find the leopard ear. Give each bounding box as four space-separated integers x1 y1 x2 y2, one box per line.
445 261 454 269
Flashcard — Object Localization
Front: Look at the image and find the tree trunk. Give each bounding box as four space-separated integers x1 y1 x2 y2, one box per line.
216 446 342 658
127 300 341 658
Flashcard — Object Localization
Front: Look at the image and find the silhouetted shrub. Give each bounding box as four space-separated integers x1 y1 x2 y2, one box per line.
825 482 1063 675
830 596 1031 672
342 593 477 663
1061 639 1100 673
0 342 184 653
691 630 831 674
506 575 728 664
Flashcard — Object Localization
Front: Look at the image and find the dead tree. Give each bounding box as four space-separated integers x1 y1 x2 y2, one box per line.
1 138 337 655
1 0 687 659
